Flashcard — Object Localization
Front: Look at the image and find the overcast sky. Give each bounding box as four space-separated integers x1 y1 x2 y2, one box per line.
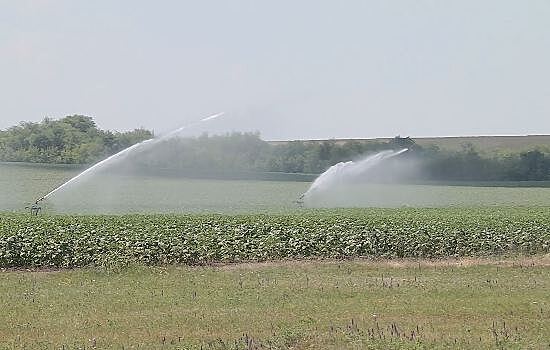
1 0 549 140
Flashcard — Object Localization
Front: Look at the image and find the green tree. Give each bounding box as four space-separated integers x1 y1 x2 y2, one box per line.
0 116 152 164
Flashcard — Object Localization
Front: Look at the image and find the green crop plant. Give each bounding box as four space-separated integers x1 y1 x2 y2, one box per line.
0 208 549 268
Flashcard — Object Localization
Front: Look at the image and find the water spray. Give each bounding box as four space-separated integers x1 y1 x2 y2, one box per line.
299 148 409 206
33 112 225 206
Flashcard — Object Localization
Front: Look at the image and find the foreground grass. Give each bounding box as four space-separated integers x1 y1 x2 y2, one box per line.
1 258 549 349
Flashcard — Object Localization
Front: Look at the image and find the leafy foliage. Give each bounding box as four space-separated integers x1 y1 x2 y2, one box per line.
1 116 549 180
125 134 550 181
0 115 152 164
1 208 548 268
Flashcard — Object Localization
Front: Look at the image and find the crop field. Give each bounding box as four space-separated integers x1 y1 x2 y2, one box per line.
1 208 549 268
0 163 79 212
2 163 550 349
3 162 550 214
0 163 308 213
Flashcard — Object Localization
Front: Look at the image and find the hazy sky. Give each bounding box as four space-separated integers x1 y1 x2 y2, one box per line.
1 0 549 140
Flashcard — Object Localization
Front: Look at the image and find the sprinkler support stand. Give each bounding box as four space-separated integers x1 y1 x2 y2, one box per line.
25 202 42 216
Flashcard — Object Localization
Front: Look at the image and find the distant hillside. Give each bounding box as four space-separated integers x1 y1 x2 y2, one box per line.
269 135 550 153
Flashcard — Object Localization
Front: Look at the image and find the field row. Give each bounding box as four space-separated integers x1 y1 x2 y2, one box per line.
1 208 549 268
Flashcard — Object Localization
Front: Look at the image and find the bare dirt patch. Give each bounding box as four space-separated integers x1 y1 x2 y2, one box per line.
213 255 550 271
3 255 549 274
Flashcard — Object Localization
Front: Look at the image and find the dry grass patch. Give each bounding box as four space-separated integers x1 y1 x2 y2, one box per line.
1 258 549 349
214 254 550 271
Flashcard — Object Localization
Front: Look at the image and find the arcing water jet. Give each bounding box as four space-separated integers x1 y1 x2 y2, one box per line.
301 148 408 206
34 112 225 204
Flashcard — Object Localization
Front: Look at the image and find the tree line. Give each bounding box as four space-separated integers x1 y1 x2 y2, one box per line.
0 115 152 164
1 116 549 181
131 133 550 181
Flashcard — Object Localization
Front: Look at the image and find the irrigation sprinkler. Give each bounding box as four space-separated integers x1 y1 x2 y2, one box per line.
295 193 305 207
25 201 42 216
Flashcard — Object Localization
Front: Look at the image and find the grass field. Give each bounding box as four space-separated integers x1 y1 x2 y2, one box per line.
3 162 550 214
1 258 549 349
0 163 307 213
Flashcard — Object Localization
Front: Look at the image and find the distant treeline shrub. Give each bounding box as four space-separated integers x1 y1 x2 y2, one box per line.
0 115 152 164
129 132 549 181
1 116 549 181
